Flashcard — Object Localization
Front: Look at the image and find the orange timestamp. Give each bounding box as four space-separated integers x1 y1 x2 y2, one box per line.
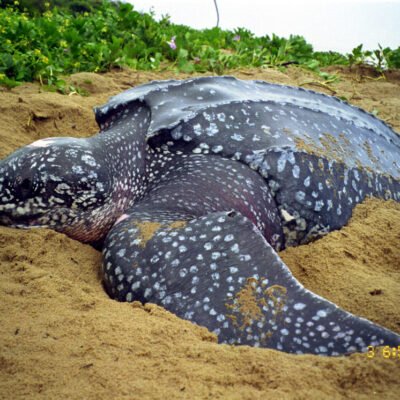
367 346 400 359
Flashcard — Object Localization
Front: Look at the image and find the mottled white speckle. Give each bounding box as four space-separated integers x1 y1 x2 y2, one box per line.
294 303 306 310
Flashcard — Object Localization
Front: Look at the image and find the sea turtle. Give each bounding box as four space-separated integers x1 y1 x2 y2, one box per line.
0 76 399 355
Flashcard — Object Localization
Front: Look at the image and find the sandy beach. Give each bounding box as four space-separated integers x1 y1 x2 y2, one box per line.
0 66 399 399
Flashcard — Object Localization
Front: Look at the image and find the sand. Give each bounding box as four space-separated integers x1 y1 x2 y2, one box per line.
0 66 399 399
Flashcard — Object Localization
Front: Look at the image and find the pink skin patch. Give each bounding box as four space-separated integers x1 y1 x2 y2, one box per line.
28 138 57 148
115 213 130 224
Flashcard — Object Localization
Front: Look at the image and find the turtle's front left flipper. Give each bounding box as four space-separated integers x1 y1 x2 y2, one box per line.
103 208 400 356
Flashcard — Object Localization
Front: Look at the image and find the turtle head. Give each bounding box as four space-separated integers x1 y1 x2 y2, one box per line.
0 137 115 242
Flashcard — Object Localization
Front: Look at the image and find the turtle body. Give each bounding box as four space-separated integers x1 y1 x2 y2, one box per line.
0 76 399 355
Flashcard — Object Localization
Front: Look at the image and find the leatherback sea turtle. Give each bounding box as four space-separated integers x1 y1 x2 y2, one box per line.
0 76 399 356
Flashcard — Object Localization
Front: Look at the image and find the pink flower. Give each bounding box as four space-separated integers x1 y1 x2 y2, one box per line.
167 36 177 50
233 35 240 42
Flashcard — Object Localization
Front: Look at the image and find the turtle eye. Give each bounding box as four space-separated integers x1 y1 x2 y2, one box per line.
18 178 35 199
21 178 32 191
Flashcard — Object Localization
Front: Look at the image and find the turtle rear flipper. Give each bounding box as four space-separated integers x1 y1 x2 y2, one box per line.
103 208 400 355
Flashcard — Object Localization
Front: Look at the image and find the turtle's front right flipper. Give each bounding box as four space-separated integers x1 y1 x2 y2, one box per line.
103 208 400 355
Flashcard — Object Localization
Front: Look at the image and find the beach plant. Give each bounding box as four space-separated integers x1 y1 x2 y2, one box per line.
0 0 398 90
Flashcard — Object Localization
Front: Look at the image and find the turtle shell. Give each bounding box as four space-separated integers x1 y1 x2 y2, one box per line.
95 76 400 245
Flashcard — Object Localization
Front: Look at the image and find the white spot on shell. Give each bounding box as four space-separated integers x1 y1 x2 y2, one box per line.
294 303 306 310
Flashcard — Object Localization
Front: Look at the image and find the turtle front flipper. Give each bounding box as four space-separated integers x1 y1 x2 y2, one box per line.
102 208 400 356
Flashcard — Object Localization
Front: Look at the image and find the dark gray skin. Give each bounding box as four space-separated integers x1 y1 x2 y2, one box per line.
1 76 400 356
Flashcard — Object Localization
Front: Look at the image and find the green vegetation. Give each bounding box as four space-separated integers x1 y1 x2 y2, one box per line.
1 0 104 14
1 0 399 90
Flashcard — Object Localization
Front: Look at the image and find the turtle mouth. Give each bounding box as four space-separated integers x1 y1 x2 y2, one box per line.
0 209 49 228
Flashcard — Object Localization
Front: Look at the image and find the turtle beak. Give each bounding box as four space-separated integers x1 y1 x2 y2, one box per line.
0 212 13 226
0 203 17 227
